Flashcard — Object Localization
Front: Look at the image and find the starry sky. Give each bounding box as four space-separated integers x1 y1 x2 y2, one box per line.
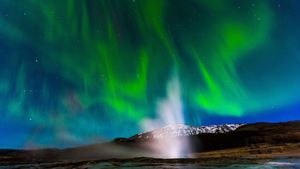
1 0 300 149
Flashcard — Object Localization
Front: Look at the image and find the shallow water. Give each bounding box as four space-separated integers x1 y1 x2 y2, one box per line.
90 159 300 169
1 159 299 169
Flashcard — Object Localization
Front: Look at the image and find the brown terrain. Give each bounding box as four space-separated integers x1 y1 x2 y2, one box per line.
192 143 300 158
0 120 299 167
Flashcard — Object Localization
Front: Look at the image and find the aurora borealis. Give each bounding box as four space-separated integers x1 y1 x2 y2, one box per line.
1 0 300 148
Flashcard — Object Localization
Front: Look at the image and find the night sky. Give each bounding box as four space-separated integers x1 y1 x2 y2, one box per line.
1 0 300 149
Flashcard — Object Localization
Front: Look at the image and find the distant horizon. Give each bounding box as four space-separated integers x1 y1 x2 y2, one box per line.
1 116 300 149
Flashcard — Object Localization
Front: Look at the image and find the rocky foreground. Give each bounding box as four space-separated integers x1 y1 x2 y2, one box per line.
0 120 299 168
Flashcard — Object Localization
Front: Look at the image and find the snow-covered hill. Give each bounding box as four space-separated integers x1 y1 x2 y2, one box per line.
129 124 243 140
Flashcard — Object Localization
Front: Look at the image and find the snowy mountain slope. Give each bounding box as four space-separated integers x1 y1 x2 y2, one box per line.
129 124 243 140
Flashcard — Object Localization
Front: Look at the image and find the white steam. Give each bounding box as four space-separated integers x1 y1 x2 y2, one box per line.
142 74 184 130
141 74 188 158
